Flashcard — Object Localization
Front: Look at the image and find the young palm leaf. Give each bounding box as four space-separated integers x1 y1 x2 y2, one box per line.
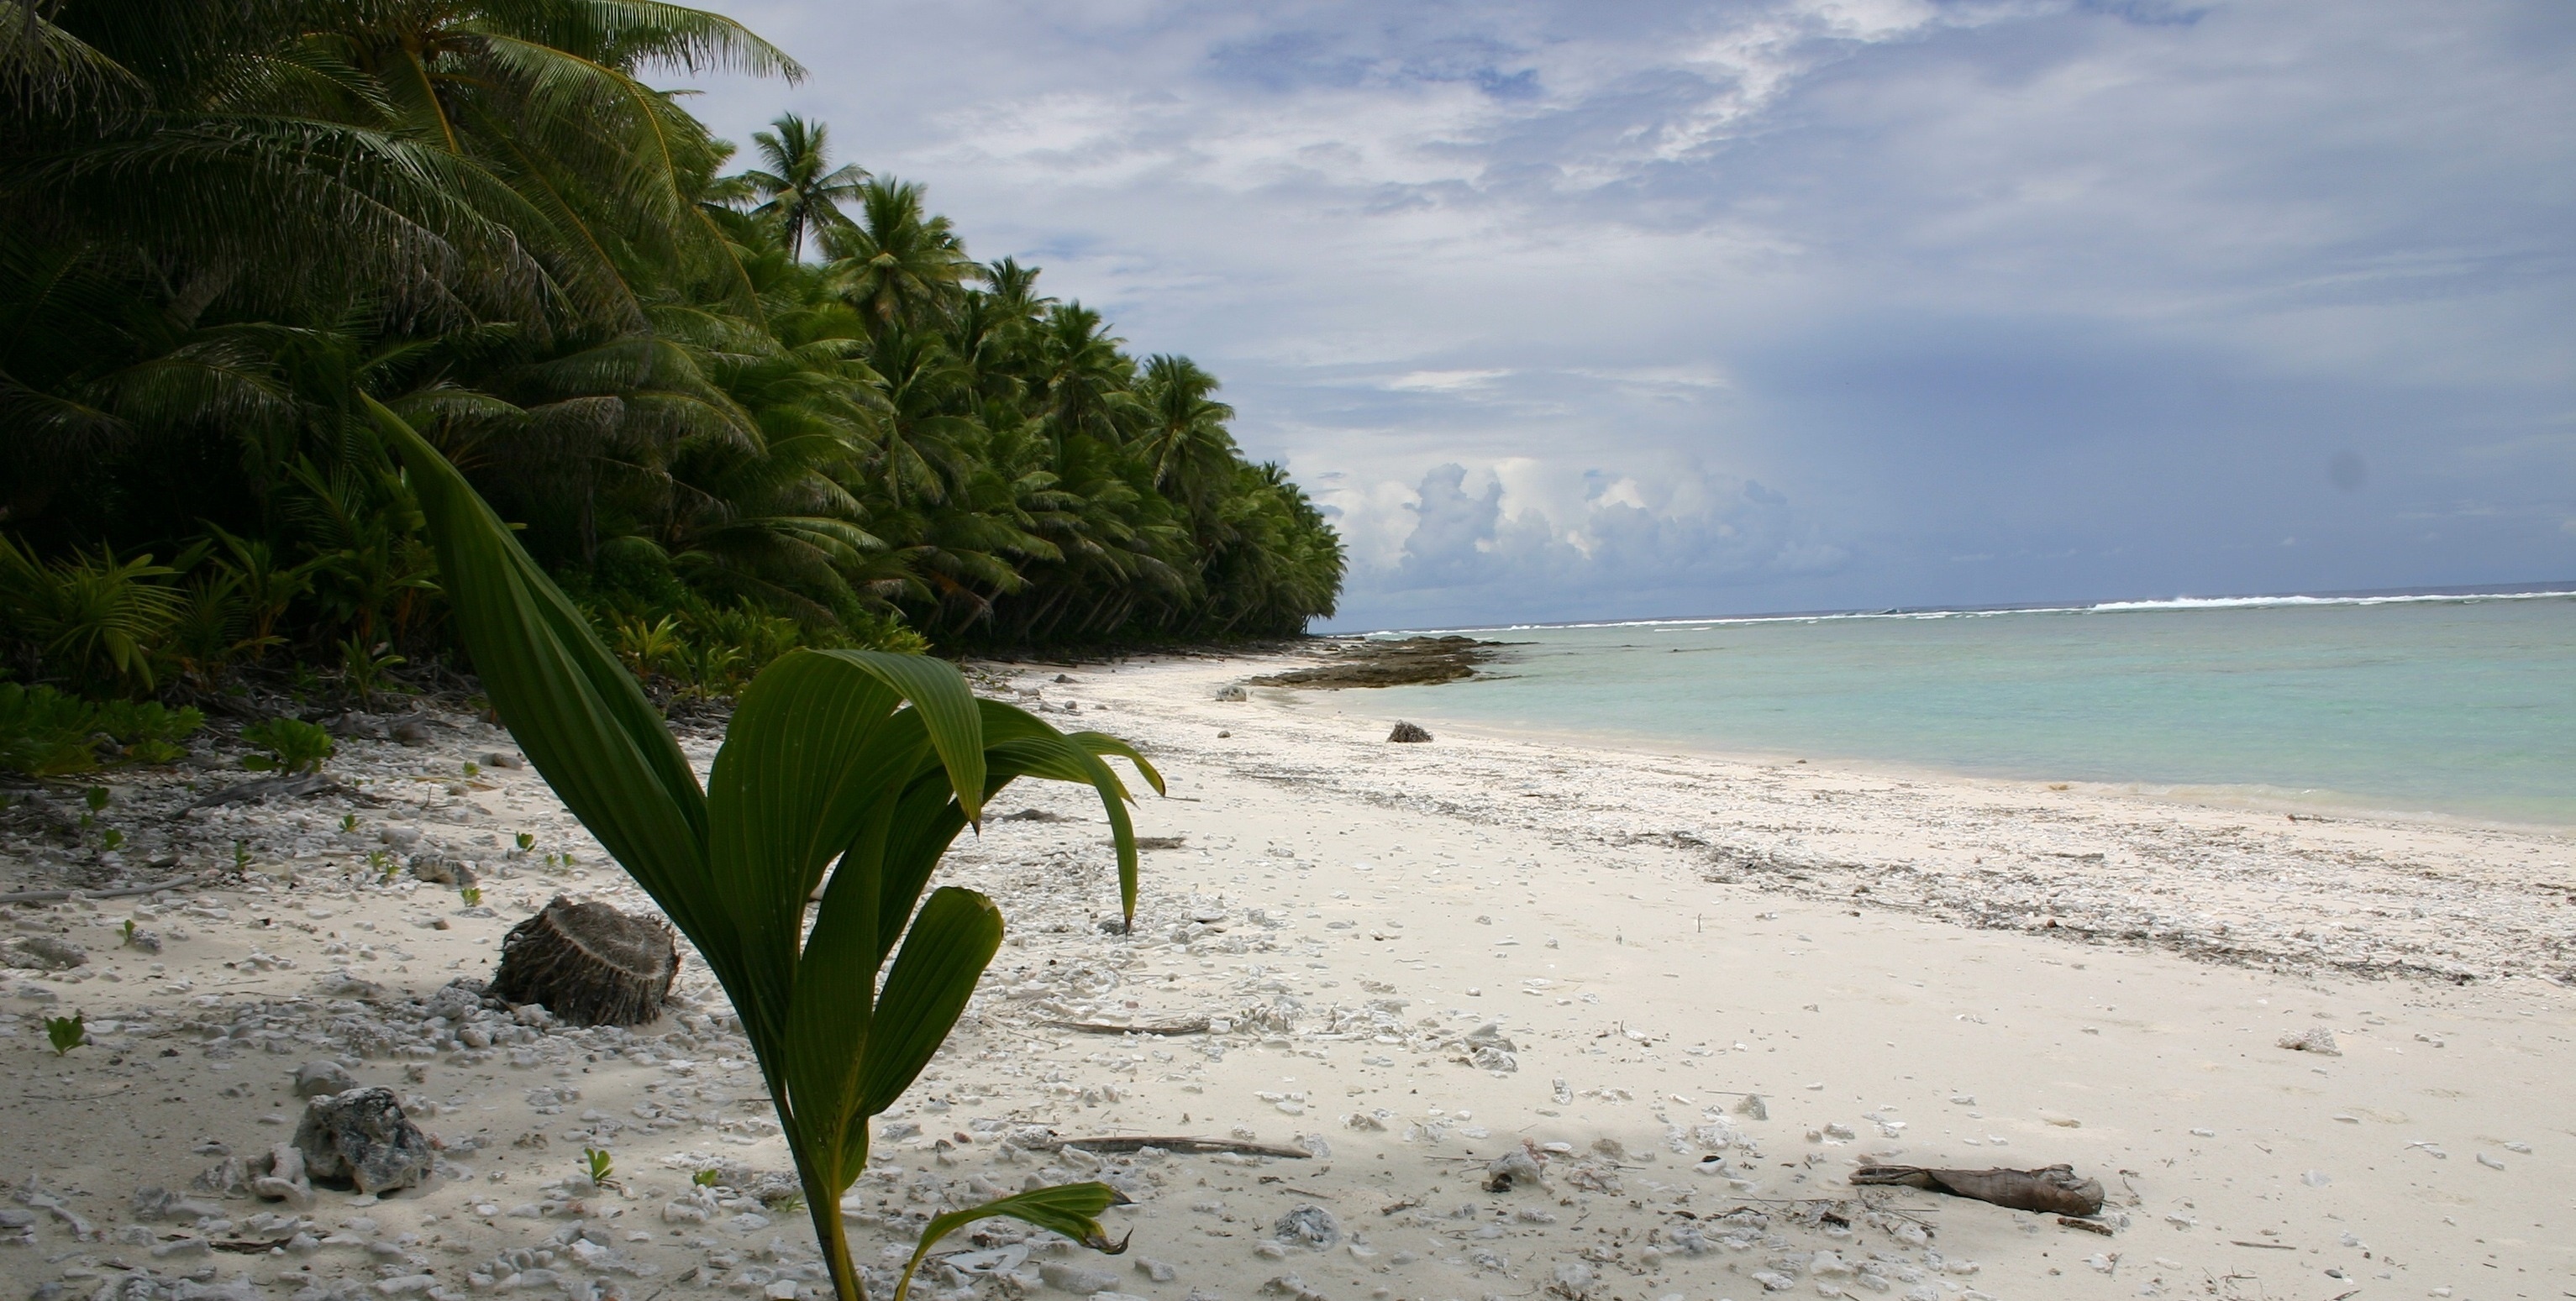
368 396 1159 1301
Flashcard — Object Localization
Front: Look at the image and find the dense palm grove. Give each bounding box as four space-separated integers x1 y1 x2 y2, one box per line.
0 0 1343 742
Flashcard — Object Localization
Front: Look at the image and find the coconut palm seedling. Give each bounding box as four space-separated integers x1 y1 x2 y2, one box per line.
583 1147 616 1188
45 1014 85 1056
372 399 1150 1300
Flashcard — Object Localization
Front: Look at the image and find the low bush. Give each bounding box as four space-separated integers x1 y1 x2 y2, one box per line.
240 716 334 774
0 683 204 776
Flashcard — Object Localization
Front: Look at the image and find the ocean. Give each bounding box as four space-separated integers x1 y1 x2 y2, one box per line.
1361 589 2576 826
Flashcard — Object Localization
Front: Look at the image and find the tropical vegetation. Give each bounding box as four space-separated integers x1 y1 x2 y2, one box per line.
386 396 1146 1300
0 0 1343 727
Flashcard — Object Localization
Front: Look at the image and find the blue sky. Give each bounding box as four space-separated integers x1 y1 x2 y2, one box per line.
678 0 2576 630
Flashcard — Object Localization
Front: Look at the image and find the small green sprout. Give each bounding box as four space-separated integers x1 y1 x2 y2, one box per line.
85 786 110 813
341 813 360 834
100 827 124 851
45 1013 86 1056
692 1167 722 1188
462 761 481 778
583 1147 615 1187
232 841 251 872
121 919 136 943
460 885 482 907
514 832 535 852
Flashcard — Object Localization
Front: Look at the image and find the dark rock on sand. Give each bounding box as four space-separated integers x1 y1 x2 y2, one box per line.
293 1087 432 1193
1249 636 1496 689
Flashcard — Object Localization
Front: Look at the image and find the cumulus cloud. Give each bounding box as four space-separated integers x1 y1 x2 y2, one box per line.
681 0 2576 626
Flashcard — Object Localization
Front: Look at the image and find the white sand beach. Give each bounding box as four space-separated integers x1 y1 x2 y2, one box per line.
3 647 2571 1301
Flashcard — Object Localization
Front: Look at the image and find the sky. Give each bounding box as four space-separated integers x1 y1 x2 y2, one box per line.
676 0 2576 631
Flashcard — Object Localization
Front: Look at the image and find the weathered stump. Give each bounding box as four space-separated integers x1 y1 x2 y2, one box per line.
489 895 678 1027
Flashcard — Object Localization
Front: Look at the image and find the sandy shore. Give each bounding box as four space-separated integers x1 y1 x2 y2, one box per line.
3 648 2570 1301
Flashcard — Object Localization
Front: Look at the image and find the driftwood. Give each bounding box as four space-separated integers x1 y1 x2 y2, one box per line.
1044 1018 1210 1036
0 876 194 905
1849 1163 2105 1216
181 773 349 812
1033 1136 1311 1159
490 895 678 1027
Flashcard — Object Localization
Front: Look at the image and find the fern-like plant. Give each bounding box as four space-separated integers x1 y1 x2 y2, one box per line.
0 535 185 695
240 717 334 774
371 398 1149 1299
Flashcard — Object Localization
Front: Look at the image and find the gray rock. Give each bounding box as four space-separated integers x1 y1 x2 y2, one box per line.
407 854 475 887
1039 1262 1121 1294
1272 1204 1342 1248
294 1060 359 1099
481 751 525 770
1386 721 1433 743
1213 685 1249 702
3 935 87 970
423 979 486 1021
390 716 434 746
191 1157 250 1198
292 1087 432 1194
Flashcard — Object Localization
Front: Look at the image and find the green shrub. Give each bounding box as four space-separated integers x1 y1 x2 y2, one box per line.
0 685 203 776
0 535 186 695
241 716 334 774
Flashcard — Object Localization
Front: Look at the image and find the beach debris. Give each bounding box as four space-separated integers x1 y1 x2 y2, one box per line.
181 771 341 811
481 750 525 769
250 1142 315 1208
2276 1026 2342 1055
489 894 679 1027
1274 1204 1343 1248
1215 685 1249 702
1737 1094 1769 1120
1386 721 1433 743
1484 1147 1549 1192
1037 1135 1312 1159
1000 807 1075 822
292 1086 433 1194
293 1060 359 1099
1045 1017 1212 1036
1848 1163 2105 1216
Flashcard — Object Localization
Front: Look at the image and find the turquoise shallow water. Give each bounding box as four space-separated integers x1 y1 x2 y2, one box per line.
1363 592 2576 826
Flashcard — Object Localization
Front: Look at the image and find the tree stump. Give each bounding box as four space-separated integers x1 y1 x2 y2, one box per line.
1387 721 1433 742
489 895 679 1027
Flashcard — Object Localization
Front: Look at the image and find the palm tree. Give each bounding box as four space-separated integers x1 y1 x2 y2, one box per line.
3 0 804 335
1033 302 1136 460
739 113 868 260
823 178 978 330
1135 354 1239 514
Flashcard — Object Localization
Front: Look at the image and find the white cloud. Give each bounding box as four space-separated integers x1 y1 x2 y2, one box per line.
679 0 2576 623
1378 369 1511 391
